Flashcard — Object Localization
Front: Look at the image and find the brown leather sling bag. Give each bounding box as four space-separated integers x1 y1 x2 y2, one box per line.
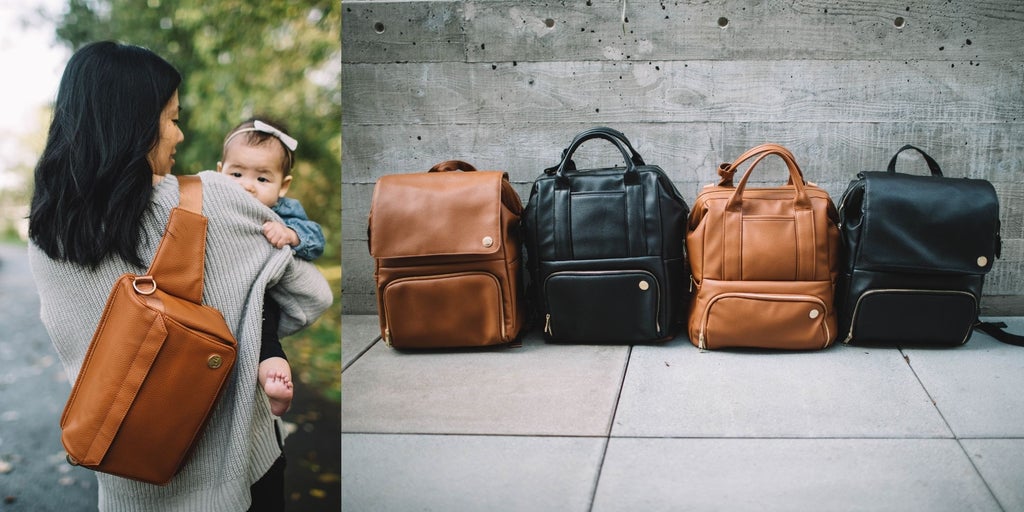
61 175 237 485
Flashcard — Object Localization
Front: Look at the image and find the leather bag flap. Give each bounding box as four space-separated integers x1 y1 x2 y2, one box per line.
61 276 167 467
369 170 512 258
857 172 1000 274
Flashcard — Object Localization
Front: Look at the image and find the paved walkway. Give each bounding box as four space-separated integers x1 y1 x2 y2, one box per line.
0 243 98 511
341 314 1024 511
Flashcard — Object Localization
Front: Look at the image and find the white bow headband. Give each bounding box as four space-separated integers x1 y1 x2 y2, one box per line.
223 120 298 166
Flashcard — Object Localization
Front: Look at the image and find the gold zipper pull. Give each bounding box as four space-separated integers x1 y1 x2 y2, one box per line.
544 314 552 335
689 275 697 293
383 328 392 347
698 331 705 350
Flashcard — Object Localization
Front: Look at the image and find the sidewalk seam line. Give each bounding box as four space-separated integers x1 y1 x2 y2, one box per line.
342 336 380 372
900 347 1006 512
588 345 633 512
898 348 956 438
954 439 1007 512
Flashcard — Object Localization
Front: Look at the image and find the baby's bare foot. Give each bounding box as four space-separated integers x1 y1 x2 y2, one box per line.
263 371 294 416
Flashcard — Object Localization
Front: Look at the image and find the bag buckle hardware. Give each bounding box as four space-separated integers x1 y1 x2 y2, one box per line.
132 276 158 295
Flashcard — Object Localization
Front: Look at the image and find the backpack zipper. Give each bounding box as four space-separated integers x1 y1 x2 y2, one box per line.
381 272 506 347
841 288 976 344
543 270 662 338
699 292 830 349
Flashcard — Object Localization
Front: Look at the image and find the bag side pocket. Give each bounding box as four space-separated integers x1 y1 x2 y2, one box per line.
544 270 660 343
382 272 505 348
690 278 835 350
844 289 977 345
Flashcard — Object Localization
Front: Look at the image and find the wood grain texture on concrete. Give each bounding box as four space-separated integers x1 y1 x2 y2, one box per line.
342 61 1023 125
341 1 1024 313
345 1 1024 63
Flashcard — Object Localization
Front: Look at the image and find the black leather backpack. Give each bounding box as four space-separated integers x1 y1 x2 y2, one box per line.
837 145 1021 346
522 127 689 343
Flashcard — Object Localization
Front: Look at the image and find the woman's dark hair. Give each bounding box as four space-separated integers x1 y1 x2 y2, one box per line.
29 41 182 268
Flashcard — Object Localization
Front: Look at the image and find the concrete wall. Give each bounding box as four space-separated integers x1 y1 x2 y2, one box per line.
341 0 1024 314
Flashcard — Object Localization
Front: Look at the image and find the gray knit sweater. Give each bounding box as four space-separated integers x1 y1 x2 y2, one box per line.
28 172 333 511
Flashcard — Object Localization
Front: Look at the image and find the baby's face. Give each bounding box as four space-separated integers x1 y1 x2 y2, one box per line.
218 138 291 207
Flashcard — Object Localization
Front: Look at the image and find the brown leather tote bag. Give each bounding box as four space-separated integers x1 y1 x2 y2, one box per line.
61 175 237 485
686 144 841 350
368 160 525 349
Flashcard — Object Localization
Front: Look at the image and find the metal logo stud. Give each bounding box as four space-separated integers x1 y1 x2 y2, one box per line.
638 280 650 291
207 355 223 369
809 309 820 319
482 236 494 248
977 256 988 267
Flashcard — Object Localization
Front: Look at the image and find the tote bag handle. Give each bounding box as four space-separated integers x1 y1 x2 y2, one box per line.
725 143 811 211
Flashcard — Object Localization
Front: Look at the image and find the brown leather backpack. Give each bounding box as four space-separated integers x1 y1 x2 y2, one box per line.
368 161 525 348
61 175 237 485
686 144 841 350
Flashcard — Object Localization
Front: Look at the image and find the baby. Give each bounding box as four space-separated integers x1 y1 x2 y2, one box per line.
218 118 326 416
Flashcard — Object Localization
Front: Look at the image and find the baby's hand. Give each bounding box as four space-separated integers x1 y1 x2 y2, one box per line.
263 221 300 249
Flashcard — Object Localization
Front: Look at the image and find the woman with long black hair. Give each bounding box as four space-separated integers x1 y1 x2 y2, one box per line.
28 41 332 511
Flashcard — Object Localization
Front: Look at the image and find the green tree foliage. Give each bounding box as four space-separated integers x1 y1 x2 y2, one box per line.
54 0 340 260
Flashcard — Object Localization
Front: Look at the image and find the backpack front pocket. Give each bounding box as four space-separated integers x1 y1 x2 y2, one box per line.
844 289 977 345
698 292 831 350
543 270 660 342
382 272 505 348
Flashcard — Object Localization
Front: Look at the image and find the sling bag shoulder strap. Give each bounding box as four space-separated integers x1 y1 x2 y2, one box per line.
176 174 203 213
144 175 208 303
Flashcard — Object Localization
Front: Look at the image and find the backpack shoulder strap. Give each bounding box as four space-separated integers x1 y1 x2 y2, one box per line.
144 175 208 303
975 321 1024 347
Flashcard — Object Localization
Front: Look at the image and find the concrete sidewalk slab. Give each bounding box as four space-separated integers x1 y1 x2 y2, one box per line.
961 439 1024 511
342 314 379 370
612 337 951 438
341 434 605 512
902 317 1024 438
340 331 629 436
592 438 1001 512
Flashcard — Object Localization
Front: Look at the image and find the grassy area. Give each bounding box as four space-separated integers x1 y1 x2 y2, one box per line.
283 263 341 403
